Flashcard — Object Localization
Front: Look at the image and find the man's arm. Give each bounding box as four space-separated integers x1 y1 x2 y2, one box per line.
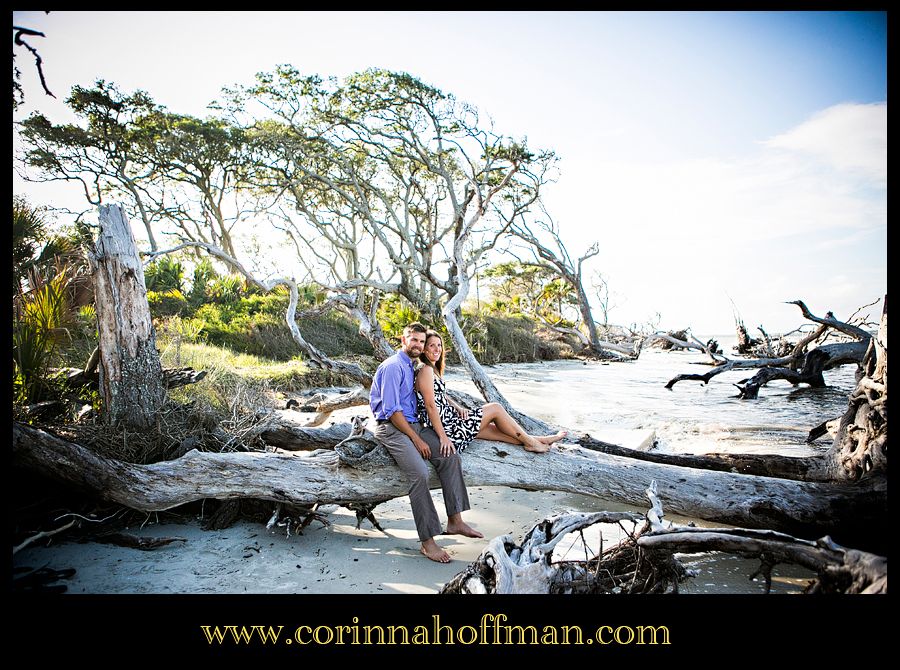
389 411 432 459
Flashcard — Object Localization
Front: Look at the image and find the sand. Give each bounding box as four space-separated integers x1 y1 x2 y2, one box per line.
13 485 625 594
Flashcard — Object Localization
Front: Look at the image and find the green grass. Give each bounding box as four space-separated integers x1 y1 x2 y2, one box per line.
158 336 372 411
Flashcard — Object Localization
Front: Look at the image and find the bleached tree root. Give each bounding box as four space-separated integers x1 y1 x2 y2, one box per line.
441 483 887 594
824 296 887 481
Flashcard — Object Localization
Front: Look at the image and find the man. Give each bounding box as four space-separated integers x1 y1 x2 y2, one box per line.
370 322 483 562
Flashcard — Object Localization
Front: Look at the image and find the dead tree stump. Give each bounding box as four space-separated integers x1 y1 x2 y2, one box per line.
88 204 165 429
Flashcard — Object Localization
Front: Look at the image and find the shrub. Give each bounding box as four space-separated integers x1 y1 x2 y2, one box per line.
207 274 244 305
147 288 189 316
188 257 217 307
13 272 72 403
377 294 424 345
144 256 184 293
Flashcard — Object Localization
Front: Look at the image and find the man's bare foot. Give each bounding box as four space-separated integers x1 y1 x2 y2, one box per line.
420 539 451 563
445 521 484 538
538 430 568 445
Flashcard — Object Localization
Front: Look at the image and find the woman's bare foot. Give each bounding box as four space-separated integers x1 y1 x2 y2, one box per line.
538 430 568 445
445 520 484 538
420 539 451 563
519 432 551 453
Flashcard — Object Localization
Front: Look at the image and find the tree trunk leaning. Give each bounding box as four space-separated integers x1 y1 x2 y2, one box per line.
88 204 165 429
823 296 887 482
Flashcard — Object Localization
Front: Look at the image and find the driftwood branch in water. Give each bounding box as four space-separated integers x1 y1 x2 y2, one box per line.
12 419 886 547
665 340 867 393
787 300 873 341
441 482 887 594
667 300 873 398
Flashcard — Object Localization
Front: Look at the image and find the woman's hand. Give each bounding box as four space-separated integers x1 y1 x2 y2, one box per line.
453 403 470 420
439 433 456 457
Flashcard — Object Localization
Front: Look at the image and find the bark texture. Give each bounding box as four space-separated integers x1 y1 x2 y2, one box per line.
88 204 165 429
12 420 886 547
823 298 887 481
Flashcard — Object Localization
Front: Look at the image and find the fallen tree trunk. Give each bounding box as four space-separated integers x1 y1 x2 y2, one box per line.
57 366 207 390
270 387 845 482
12 420 886 549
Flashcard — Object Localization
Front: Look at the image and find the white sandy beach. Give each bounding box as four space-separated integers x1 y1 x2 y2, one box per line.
13 405 812 595
14 485 629 594
14 403 657 595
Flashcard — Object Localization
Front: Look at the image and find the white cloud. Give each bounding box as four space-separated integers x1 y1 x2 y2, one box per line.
544 102 886 332
762 102 887 184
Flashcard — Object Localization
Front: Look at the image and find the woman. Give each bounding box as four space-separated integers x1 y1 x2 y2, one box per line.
414 329 567 455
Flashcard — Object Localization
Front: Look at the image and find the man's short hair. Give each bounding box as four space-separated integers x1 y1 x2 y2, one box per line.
403 322 427 336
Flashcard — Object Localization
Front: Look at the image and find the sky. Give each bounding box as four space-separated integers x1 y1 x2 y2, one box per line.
12 11 887 336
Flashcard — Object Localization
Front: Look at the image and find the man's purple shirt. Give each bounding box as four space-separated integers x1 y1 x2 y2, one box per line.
370 350 419 423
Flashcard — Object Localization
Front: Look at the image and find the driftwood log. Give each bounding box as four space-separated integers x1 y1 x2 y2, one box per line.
667 301 873 399
57 366 207 390
824 297 887 481
12 419 886 550
441 483 887 594
286 387 371 427
665 340 867 391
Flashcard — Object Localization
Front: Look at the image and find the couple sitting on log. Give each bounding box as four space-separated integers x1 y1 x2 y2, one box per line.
369 321 567 563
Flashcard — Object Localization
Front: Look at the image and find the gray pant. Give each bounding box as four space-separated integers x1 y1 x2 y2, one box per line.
373 421 471 542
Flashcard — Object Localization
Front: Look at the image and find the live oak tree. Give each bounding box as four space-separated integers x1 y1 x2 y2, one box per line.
133 111 250 270
227 67 557 405
17 81 163 250
18 81 255 272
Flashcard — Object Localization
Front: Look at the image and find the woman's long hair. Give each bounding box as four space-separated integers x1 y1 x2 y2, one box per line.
418 330 446 377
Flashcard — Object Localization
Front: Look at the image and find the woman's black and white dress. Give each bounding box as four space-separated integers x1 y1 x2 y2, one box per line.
416 370 484 452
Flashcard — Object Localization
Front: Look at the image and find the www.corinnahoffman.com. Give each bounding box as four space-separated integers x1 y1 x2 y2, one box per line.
201 614 672 647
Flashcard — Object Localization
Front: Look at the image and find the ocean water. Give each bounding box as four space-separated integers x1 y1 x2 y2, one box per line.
442 339 859 594
445 339 856 456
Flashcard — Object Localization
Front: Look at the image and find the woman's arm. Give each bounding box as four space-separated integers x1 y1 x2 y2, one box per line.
447 396 470 420
415 366 455 456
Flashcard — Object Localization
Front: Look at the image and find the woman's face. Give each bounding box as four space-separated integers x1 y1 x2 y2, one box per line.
424 336 443 364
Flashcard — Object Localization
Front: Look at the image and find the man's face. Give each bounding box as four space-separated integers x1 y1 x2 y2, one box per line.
401 330 426 358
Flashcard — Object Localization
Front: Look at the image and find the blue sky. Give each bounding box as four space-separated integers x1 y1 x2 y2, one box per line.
13 11 886 335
